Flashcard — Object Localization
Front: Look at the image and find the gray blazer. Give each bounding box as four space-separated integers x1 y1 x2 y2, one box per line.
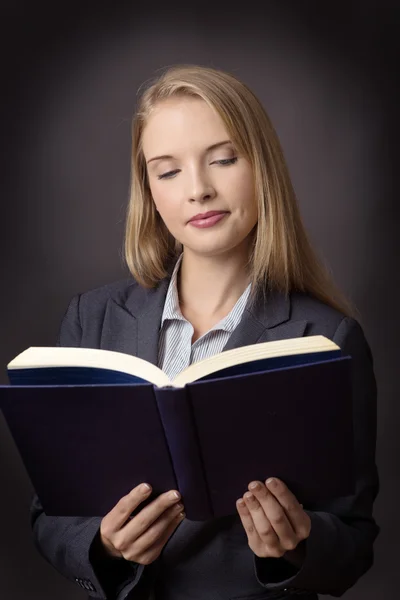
30 274 379 600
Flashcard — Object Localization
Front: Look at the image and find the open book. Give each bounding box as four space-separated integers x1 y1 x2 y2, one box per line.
8 335 341 387
0 335 355 519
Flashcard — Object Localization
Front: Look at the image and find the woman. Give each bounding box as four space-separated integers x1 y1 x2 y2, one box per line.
30 64 379 600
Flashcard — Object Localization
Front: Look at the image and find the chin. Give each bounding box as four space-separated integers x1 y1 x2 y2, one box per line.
183 240 248 259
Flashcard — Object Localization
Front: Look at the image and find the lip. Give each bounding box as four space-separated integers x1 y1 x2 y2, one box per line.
188 210 228 223
188 211 229 229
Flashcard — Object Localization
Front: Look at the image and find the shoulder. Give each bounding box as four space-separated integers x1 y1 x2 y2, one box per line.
60 277 142 329
290 291 345 326
67 277 153 329
57 277 143 347
289 291 373 360
76 277 140 311
289 291 359 342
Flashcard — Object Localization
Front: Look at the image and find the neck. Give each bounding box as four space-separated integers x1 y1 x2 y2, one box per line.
178 247 251 319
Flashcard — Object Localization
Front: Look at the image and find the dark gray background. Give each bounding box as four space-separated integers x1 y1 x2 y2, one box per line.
0 1 398 598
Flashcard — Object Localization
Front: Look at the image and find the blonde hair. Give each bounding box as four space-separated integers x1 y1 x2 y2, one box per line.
124 64 355 317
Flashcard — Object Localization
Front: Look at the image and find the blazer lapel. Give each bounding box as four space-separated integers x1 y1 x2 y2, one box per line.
100 277 170 364
223 288 307 350
100 272 308 362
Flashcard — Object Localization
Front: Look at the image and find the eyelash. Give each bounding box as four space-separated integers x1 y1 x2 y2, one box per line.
157 157 238 180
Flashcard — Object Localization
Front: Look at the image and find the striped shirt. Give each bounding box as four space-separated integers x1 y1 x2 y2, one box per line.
158 254 251 380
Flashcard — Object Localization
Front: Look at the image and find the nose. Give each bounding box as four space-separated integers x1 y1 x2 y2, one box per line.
187 168 216 203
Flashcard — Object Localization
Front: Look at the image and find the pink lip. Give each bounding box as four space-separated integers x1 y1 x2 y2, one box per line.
188 211 228 229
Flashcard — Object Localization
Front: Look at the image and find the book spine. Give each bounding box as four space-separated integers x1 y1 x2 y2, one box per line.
154 386 212 520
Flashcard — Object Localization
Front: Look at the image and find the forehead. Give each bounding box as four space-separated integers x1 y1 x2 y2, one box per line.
142 97 229 153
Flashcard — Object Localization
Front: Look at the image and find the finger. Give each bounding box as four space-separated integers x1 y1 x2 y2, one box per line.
243 490 280 548
248 482 296 550
131 505 186 563
236 497 263 548
113 500 184 561
125 489 182 540
265 478 311 540
104 483 153 531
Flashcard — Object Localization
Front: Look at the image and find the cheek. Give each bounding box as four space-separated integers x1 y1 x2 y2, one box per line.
232 175 257 216
150 185 172 216
151 191 181 231
230 163 254 194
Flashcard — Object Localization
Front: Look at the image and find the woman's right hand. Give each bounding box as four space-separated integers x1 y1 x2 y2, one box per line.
99 483 185 565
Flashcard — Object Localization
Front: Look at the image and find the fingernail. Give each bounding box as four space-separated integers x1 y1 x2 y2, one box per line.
244 492 255 501
179 511 186 519
249 481 260 490
237 499 245 507
175 503 184 511
141 483 151 492
266 478 277 488
171 491 180 499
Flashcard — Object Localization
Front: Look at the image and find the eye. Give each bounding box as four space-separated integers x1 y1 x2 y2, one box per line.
213 157 238 166
157 157 238 180
157 170 179 180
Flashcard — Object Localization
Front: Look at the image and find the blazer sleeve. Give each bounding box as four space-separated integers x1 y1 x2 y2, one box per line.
30 294 146 600
253 316 380 596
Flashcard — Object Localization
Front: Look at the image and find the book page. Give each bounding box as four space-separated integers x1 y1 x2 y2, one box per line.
8 347 172 388
172 335 340 387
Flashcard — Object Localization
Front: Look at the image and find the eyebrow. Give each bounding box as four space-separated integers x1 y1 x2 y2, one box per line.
146 140 234 165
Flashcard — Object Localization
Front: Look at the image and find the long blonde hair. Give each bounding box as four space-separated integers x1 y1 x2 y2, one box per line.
124 64 355 317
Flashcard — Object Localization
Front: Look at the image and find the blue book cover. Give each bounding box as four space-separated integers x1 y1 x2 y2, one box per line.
0 339 354 519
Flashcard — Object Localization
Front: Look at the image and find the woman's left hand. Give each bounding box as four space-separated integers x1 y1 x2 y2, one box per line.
236 477 311 558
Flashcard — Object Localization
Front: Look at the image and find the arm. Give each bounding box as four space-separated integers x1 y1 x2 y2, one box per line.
253 316 380 596
30 494 143 599
30 295 144 599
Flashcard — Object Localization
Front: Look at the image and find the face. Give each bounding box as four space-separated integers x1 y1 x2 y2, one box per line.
142 97 258 260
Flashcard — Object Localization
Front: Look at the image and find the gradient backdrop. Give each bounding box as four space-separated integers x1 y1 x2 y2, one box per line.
0 2 398 598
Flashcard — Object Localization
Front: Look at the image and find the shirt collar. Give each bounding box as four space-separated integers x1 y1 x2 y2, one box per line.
160 253 185 325
160 253 251 333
